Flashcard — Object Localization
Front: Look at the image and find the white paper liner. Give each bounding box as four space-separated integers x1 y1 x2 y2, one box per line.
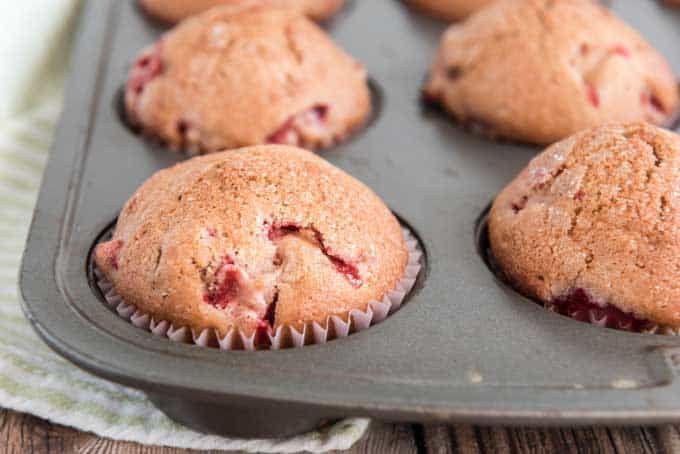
642 324 678 336
94 227 422 350
545 303 679 336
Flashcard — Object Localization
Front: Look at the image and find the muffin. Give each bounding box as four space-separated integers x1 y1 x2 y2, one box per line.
126 5 371 154
424 0 679 145
94 145 409 346
489 122 680 333
139 0 346 23
406 0 494 21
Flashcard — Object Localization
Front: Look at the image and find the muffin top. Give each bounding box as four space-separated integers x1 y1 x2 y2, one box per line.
407 0 494 21
94 146 408 338
139 0 346 23
126 4 370 154
424 0 679 145
489 122 680 330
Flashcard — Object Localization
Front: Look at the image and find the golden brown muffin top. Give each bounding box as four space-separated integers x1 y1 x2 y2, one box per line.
139 0 346 23
407 0 494 21
126 4 370 154
95 146 408 337
425 0 679 145
489 123 680 329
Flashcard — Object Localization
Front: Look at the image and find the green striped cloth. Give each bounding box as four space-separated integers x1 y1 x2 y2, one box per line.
0 2 369 451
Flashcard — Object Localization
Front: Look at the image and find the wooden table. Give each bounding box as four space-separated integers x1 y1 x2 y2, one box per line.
3 409 679 453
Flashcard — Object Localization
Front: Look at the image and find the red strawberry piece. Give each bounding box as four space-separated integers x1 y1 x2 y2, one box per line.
128 42 163 95
548 288 650 332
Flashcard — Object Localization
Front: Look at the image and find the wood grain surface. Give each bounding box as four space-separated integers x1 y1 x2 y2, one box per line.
1 409 677 453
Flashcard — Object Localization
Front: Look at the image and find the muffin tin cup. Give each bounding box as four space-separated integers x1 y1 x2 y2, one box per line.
93 228 422 351
18 0 680 440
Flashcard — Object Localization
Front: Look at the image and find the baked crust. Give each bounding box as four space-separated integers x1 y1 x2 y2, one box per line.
489 123 680 329
126 5 370 154
407 0 493 21
139 0 346 23
424 0 679 145
94 146 408 336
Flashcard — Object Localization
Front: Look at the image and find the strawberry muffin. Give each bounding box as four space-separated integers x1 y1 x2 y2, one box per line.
489 123 680 334
126 5 371 154
406 0 494 21
139 0 346 23
424 0 679 145
94 146 408 346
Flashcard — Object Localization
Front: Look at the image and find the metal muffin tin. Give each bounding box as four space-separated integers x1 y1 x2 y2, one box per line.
19 0 680 438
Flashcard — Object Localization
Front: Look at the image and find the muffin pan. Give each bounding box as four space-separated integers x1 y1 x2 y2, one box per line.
19 0 680 438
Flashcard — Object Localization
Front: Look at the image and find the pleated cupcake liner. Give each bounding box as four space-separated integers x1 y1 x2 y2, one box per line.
94 227 422 350
544 303 679 336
